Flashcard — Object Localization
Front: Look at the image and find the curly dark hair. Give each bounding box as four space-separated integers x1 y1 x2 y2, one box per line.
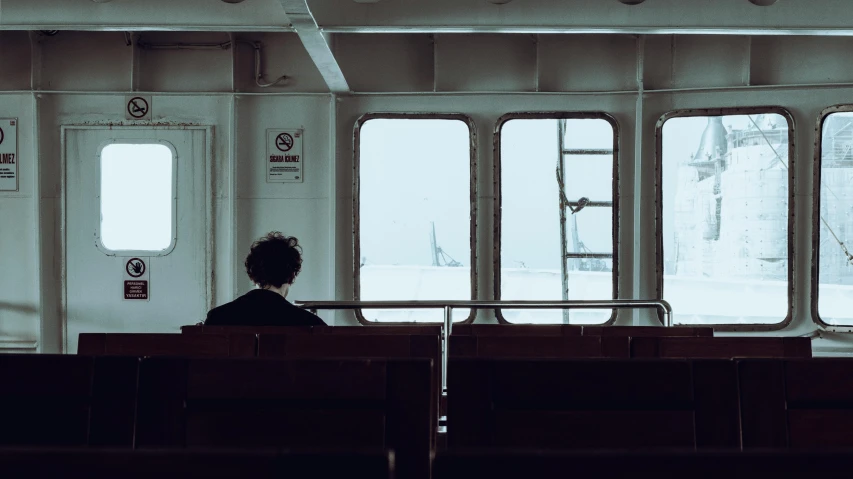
244 232 303 289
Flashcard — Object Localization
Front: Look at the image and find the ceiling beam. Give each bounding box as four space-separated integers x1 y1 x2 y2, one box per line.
317 25 853 36
278 0 349 93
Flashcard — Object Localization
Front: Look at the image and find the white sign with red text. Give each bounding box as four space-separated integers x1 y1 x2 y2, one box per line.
267 129 304 183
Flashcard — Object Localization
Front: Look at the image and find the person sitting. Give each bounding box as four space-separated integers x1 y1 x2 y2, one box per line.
204 232 326 326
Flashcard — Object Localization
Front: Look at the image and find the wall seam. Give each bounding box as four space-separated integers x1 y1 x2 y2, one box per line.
328 93 338 325
632 34 646 326
229 94 238 300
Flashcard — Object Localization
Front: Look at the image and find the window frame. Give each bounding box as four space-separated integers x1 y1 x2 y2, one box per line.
811 104 853 332
655 107 795 331
493 112 620 325
95 138 178 257
352 112 478 325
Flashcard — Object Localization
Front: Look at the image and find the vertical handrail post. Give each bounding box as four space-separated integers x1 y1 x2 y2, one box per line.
442 305 452 394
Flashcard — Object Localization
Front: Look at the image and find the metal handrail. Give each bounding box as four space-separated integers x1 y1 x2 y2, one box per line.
295 299 673 395
295 299 671 323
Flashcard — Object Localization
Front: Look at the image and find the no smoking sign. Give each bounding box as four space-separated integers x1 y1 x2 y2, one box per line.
266 129 304 183
124 95 152 120
276 133 294 152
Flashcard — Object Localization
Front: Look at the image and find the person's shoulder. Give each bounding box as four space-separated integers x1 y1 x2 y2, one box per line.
203 292 251 325
204 302 229 325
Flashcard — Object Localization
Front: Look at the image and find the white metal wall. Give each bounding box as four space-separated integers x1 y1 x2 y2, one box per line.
3 30 853 352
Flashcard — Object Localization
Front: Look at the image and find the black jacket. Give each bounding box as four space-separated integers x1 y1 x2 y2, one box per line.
204 289 326 326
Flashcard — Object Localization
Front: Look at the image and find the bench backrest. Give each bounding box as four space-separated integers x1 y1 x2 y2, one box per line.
181 325 442 336
0 448 393 479
450 335 630 358
739 358 853 448
136 357 432 479
181 325 315 335
448 358 740 449
583 326 713 337
0 355 138 447
257 333 441 440
78 333 256 357
257 333 439 360
433 450 853 479
632 337 811 359
452 324 582 336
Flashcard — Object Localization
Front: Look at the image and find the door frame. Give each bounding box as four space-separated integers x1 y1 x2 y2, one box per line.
60 125 214 352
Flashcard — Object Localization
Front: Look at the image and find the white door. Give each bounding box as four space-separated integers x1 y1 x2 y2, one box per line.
64 127 209 353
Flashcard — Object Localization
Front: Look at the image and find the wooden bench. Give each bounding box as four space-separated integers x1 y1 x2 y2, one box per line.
450 335 630 358
257 333 439 359
318 325 443 336
447 358 740 449
135 357 432 479
433 450 853 479
181 325 316 335
0 448 393 479
181 324 442 336
740 358 853 448
258 333 441 443
0 355 138 447
582 326 713 337
78 333 256 357
452 324 582 336
632 337 811 359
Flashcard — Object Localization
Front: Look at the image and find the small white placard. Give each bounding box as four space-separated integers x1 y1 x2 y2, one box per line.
0 119 18 192
267 129 304 183
123 257 150 301
125 96 152 121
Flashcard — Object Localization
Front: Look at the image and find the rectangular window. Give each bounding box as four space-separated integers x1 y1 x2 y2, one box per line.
659 111 792 326
355 115 475 323
99 142 176 254
816 109 853 327
497 115 617 324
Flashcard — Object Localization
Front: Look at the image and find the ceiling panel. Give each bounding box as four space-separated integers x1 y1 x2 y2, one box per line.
0 0 289 30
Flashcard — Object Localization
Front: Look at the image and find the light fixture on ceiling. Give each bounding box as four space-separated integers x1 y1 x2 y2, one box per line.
748 0 778 4
485 0 514 4
220 0 248 3
617 0 646 4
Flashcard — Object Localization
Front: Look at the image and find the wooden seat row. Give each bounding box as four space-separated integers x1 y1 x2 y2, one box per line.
76 332 812 435
433 450 853 479
79 332 812 360
447 358 853 450
0 448 392 479
181 324 712 337
4 447 853 479
6 354 851 453
0 355 432 479
78 333 443 433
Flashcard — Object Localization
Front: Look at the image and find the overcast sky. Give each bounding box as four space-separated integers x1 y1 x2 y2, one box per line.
359 117 615 271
